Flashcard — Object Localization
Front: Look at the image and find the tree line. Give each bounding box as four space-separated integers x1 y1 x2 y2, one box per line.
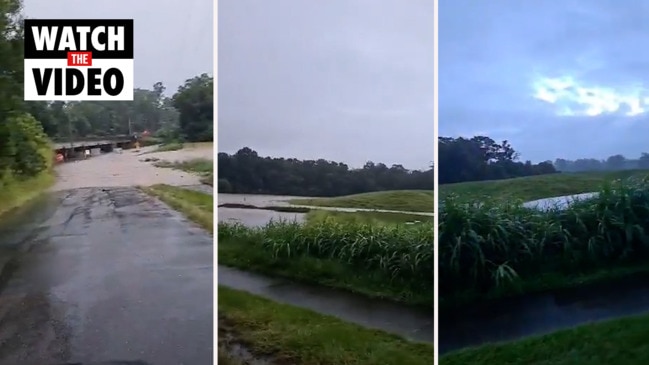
554 154 649 172
0 0 213 190
439 136 557 184
218 147 434 197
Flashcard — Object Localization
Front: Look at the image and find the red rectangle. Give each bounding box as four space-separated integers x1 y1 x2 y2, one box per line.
67 51 92 66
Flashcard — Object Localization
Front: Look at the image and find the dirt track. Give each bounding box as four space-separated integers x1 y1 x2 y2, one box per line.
52 144 213 191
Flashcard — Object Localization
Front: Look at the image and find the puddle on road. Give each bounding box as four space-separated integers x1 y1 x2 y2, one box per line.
439 272 649 354
218 266 434 344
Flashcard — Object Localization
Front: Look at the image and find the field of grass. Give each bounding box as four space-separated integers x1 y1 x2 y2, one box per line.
219 219 434 307
441 310 649 364
219 286 435 365
290 190 434 212
439 177 649 309
305 209 433 226
141 184 213 233
440 170 649 203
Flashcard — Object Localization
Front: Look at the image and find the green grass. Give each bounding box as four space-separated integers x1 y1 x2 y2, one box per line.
140 184 213 233
219 286 435 365
290 190 434 212
0 172 55 218
439 176 649 309
440 170 649 203
219 220 434 307
305 209 433 226
441 311 649 365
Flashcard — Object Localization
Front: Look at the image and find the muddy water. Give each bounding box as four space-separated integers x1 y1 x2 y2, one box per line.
218 208 305 227
217 193 433 227
218 266 434 344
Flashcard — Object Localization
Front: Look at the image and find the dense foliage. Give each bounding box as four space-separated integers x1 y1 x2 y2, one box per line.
439 136 557 184
0 0 51 187
218 147 434 196
219 220 435 300
439 177 649 304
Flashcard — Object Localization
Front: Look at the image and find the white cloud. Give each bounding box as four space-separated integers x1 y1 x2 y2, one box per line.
532 76 648 117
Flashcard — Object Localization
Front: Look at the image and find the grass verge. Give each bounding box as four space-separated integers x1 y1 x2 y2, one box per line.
305 209 433 225
140 184 213 233
290 190 434 212
0 172 55 218
440 311 649 365
440 169 649 202
219 286 435 365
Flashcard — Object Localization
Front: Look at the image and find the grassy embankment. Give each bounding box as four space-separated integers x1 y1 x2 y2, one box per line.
0 149 55 218
141 184 213 232
290 189 434 212
219 287 435 364
440 169 649 202
440 309 649 364
439 170 649 363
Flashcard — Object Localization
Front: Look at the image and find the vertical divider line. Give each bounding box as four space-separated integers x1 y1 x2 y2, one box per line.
433 0 440 362
212 0 219 363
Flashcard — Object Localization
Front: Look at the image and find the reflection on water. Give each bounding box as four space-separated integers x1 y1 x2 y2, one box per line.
218 208 305 227
523 192 599 211
219 266 434 343
0 192 60 248
440 273 649 354
217 194 308 227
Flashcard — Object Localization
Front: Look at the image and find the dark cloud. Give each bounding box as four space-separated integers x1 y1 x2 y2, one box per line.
218 0 434 169
440 0 649 161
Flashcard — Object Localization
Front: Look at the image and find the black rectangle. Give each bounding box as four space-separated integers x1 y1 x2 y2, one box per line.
24 19 134 59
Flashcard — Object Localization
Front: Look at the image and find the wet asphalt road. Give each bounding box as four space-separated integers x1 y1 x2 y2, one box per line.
0 187 213 365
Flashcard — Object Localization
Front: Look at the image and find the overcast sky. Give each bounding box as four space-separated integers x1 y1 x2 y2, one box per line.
219 0 434 170
23 0 213 94
441 0 649 162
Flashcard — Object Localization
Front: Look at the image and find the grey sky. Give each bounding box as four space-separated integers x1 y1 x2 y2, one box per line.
218 0 434 170
23 0 213 94
441 0 649 162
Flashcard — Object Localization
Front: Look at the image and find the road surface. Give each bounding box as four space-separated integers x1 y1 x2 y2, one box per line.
0 187 213 364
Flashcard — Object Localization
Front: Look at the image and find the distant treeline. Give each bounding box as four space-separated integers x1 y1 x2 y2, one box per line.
439 136 557 184
218 147 434 197
554 154 649 172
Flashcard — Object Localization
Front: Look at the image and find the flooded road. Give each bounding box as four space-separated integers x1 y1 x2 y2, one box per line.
218 266 434 344
0 187 213 364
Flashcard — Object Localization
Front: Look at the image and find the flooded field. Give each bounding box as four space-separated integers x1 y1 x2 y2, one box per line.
217 193 433 227
217 194 307 227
